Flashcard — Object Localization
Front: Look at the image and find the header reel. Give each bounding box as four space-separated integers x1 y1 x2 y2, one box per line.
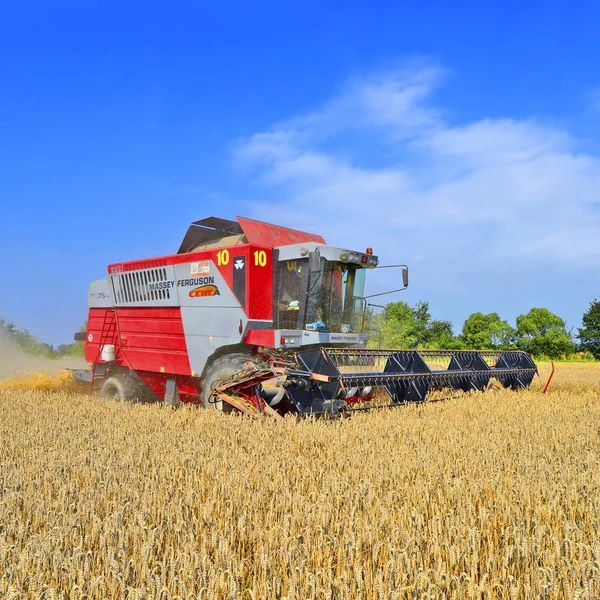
213 347 538 417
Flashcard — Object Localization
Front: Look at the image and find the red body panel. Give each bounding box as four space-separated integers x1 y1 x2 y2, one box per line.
108 246 244 276
136 371 201 404
244 329 275 346
247 245 273 321
86 308 115 362
86 307 191 376
117 307 191 376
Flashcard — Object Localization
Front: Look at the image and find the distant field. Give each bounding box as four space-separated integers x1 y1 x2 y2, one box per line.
1 363 599 599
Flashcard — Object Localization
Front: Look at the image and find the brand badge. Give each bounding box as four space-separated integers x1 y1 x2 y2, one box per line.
189 284 220 298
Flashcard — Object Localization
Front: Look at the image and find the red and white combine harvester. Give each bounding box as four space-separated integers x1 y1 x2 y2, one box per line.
74 217 537 417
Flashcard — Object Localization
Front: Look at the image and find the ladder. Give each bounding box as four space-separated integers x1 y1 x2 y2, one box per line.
90 309 117 392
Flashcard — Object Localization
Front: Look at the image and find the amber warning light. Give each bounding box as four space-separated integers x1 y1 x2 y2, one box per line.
366 248 373 255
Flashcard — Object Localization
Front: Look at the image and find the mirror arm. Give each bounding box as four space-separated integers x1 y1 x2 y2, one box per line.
364 286 408 299
366 263 409 298
374 264 408 269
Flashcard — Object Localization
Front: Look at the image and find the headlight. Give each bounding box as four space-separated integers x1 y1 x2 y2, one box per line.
339 252 348 261
348 253 356 262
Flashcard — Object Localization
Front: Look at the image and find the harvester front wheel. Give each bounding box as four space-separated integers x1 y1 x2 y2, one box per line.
201 354 252 412
100 374 146 403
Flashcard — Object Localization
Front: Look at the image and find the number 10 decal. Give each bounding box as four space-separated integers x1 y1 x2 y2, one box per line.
254 250 267 267
217 249 230 266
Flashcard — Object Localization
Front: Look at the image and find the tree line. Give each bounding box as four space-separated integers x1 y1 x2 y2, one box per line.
366 298 600 360
0 317 84 358
2 298 600 362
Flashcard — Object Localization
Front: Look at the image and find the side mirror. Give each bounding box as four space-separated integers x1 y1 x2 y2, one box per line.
364 264 410 300
353 296 367 315
308 250 321 273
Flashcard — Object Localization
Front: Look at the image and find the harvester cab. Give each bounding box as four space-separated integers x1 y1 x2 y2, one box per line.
273 243 377 344
75 216 537 417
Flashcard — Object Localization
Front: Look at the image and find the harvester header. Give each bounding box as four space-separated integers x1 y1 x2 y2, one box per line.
74 216 537 416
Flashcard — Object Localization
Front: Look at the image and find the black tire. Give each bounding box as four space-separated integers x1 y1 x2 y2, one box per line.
201 354 252 412
100 374 147 403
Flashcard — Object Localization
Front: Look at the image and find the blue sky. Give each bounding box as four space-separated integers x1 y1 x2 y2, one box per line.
1 0 600 345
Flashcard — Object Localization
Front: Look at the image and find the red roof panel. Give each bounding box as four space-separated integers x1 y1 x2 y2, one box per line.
237 216 326 247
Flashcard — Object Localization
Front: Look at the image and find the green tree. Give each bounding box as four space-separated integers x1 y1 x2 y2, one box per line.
0 315 61 357
425 319 461 349
578 299 600 359
362 306 385 347
380 300 431 348
460 312 515 349
12 327 55 356
0 317 17 338
69 321 87 357
369 301 460 349
516 308 574 358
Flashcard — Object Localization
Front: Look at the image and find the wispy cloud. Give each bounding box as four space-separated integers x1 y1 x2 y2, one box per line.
233 62 600 326
586 86 600 112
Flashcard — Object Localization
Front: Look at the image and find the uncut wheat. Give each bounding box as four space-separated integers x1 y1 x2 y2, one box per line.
0 363 599 599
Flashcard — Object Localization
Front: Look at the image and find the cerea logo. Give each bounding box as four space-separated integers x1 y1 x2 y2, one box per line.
189 284 220 298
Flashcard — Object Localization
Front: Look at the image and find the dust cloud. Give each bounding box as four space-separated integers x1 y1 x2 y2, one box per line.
0 332 88 380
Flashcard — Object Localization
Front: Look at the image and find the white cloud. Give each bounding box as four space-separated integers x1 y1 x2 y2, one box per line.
233 62 600 327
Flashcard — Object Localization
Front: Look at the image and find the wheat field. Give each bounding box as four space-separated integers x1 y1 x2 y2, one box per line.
1 362 599 599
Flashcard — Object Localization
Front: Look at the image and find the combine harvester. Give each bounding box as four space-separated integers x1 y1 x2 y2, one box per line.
73 217 537 417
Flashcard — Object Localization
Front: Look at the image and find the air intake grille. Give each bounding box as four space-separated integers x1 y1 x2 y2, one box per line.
111 267 172 304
